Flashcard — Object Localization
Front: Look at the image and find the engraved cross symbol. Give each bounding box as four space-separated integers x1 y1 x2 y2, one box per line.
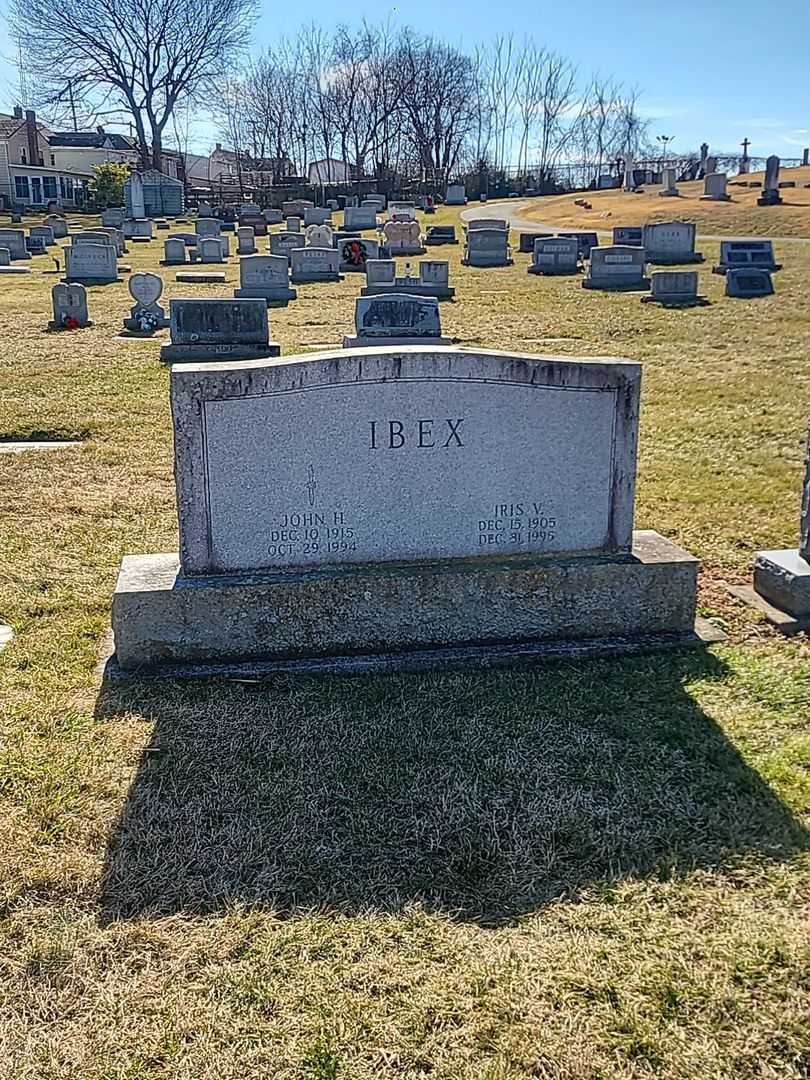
306 464 317 507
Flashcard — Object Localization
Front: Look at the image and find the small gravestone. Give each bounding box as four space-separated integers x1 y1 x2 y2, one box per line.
101 208 125 229
76 229 125 257
175 271 226 283
64 242 119 284
30 225 55 247
45 214 69 239
282 199 314 218
286 216 302 234
123 272 169 333
731 425 810 632
361 259 454 299
263 208 283 225
25 235 47 255
238 212 266 236
583 246 649 291
712 240 781 274
0 246 30 274
468 218 508 232
49 282 92 329
518 230 552 253
445 183 467 205
156 220 170 230
463 228 512 267
362 259 396 292
237 226 257 255
290 246 341 284
641 271 707 307
528 236 580 275
162 238 187 266
0 229 29 260
199 237 225 263
364 194 386 212
725 268 774 298
701 173 730 201
234 254 297 305
344 206 378 231
339 236 379 272
425 225 458 246
389 201 417 222
758 155 783 206
383 219 424 256
160 298 280 362
303 207 332 227
196 218 222 239
643 221 704 264
170 232 198 249
269 232 306 263
417 261 454 299
306 224 333 248
556 232 599 259
123 218 153 240
659 167 679 196
613 226 643 246
344 293 452 348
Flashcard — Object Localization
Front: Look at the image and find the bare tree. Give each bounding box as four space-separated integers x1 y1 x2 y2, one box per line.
9 0 257 170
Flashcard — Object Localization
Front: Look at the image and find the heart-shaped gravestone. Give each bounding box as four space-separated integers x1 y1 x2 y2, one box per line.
129 272 163 306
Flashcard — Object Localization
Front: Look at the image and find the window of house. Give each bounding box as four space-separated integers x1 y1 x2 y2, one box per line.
20 149 26 164
14 176 29 200
43 176 57 198
50 154 55 166
59 177 65 198
63 177 74 199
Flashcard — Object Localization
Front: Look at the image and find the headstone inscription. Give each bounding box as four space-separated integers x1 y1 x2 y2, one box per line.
444 183 467 205
758 155 783 206
48 283 91 330
583 246 649 291
612 226 643 247
64 242 119 284
237 226 257 255
234 254 297 305
290 246 341 284
725 268 774 298
339 237 379 272
462 228 512 267
642 221 704 264
344 293 452 348
528 236 580 275
344 206 378 231
735 424 810 631
712 240 781 274
160 298 280 362
641 271 707 307
0 229 29 260
123 272 169 333
162 238 187 266
269 232 306 263
701 173 730 201
556 232 599 259
110 348 708 675
425 225 458 245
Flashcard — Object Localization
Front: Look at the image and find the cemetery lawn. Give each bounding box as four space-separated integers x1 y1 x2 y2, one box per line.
1 208 810 1080
520 164 810 238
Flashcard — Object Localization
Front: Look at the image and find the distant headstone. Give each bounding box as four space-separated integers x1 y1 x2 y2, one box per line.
758 155 783 205
344 206 378 231
0 228 29 260
444 183 467 205
725 267 774 298
290 246 341 284
361 259 454 299
468 218 508 231
45 214 69 238
234 254 297 305
303 208 332 227
383 219 424 256
263 208 283 225
701 172 730 201
641 271 707 307
659 167 679 196
518 230 552 253
643 221 704 264
612 226 643 246
30 224 55 246
463 228 512 267
199 236 225 263
237 226 257 255
287 216 302 234
160 298 280 362
344 293 452 348
339 236 379 272
556 232 599 258
704 155 717 175
49 283 91 329
713 240 781 273
64 242 119 284
127 171 146 218
123 218 153 240
26 235 47 255
269 232 306 262
583 246 649 291
101 208 125 229
528 236 580 275
305 224 333 248
363 259 396 290
282 199 314 219
623 155 635 190
425 225 458 246
124 272 169 333
196 218 222 238
389 201 417 222
162 238 187 265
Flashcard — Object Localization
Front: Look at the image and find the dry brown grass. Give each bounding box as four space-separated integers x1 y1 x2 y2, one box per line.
518 164 810 237
0 205 809 1079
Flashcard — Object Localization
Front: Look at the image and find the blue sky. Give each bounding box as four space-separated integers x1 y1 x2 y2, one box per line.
0 0 807 159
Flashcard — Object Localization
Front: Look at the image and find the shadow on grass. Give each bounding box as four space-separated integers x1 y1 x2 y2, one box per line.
98 649 808 926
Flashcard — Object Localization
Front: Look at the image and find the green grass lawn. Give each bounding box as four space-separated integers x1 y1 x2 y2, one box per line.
1 207 809 1079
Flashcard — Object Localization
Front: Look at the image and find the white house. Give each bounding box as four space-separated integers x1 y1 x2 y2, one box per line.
0 108 92 208
308 158 354 185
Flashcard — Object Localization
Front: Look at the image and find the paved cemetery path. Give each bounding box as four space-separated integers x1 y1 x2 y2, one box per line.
460 199 810 244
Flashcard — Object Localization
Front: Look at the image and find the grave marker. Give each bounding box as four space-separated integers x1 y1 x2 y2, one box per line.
344 206 378 231
425 225 458 246
725 268 774 298
339 237 379 272
344 293 452 347
583 246 649 290
643 221 704 264
290 246 341 284
712 240 781 273
758 155 783 206
528 236 580 275
64 242 119 284
269 232 306 262
199 237 225 263
234 254 297 305
641 271 707 307
162 238 187 265
237 226 257 255
444 183 467 205
123 272 169 333
701 172 731 201
383 219 424 256
612 226 643 246
462 228 512 267
0 229 29 260
160 298 280 362
48 283 91 329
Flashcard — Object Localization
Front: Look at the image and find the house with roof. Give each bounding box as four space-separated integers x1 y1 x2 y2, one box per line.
48 128 138 174
0 107 94 209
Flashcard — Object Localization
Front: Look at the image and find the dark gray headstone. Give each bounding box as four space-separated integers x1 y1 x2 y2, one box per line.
725 268 774 297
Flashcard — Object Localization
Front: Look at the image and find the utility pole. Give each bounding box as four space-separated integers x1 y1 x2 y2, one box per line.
68 80 78 132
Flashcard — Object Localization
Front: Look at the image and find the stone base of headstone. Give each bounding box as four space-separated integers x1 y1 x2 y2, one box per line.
388 245 426 257
175 271 227 283
106 530 721 677
160 341 281 363
699 194 731 202
160 258 187 266
527 264 581 276
646 252 705 265
131 236 152 243
658 188 679 197
60 276 121 286
641 291 708 308
757 191 783 206
47 318 94 331
290 271 342 284
424 236 458 246
360 282 454 299
728 550 810 635
0 266 31 274
344 334 453 348
234 285 297 306
582 276 650 291
122 317 170 335
461 256 513 268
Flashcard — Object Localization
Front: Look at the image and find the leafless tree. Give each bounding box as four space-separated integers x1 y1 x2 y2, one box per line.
9 0 257 170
